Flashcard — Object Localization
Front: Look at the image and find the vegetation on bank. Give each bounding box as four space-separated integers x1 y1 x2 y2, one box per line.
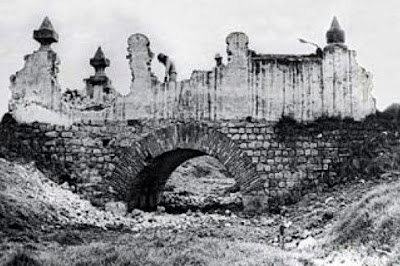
3 231 311 266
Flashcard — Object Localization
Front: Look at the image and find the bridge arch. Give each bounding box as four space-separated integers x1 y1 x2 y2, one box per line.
111 122 259 211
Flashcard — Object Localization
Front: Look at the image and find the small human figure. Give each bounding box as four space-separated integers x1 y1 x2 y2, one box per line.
214 53 224 67
157 53 177 82
316 47 323 58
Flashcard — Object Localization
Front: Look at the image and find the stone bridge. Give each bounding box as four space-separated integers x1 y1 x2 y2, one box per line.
1 115 392 212
0 16 384 212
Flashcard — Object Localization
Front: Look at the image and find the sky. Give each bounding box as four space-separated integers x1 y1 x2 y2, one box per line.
0 0 399 115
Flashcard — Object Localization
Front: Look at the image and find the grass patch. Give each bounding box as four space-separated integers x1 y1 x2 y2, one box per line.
325 181 400 251
1 231 312 266
4 251 41 266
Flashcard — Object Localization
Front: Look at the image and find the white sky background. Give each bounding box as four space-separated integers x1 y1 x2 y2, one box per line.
0 0 399 116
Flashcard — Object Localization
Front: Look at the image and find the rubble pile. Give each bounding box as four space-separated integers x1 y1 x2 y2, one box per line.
159 156 241 212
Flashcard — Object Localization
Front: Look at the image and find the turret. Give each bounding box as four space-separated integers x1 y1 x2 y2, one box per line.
85 47 113 102
88 47 110 86
33 16 59 51
326 16 345 44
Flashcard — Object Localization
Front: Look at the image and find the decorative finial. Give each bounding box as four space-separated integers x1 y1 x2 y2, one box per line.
33 16 59 50
90 46 110 75
86 46 110 87
326 16 345 44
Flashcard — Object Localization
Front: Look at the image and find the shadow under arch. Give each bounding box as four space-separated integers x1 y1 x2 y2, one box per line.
130 148 207 211
110 122 259 211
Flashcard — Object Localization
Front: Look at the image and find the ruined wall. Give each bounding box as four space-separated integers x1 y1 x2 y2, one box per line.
9 49 63 121
0 117 393 212
8 17 375 125
120 34 159 120
124 33 375 122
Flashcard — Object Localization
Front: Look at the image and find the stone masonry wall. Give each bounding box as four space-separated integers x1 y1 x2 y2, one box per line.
0 115 395 212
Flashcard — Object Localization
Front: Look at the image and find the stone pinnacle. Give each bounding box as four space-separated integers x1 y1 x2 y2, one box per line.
326 16 345 44
90 46 110 69
33 16 59 48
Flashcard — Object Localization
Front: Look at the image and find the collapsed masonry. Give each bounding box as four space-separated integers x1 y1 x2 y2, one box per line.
8 16 375 125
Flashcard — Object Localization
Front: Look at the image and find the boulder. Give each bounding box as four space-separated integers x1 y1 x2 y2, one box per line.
105 201 127 216
128 208 144 218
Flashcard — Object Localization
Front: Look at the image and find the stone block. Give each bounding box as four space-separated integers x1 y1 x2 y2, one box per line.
278 182 286 188
90 175 102 183
310 143 318 149
45 131 59 138
240 134 248 140
255 141 263 148
283 171 291 179
45 140 56 146
245 150 253 156
239 143 247 149
69 138 82 145
55 125 64 131
266 127 274 134
61 131 74 138
268 173 275 179
232 134 240 140
271 142 278 148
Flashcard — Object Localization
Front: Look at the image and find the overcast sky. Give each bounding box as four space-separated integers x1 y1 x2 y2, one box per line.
0 0 399 116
